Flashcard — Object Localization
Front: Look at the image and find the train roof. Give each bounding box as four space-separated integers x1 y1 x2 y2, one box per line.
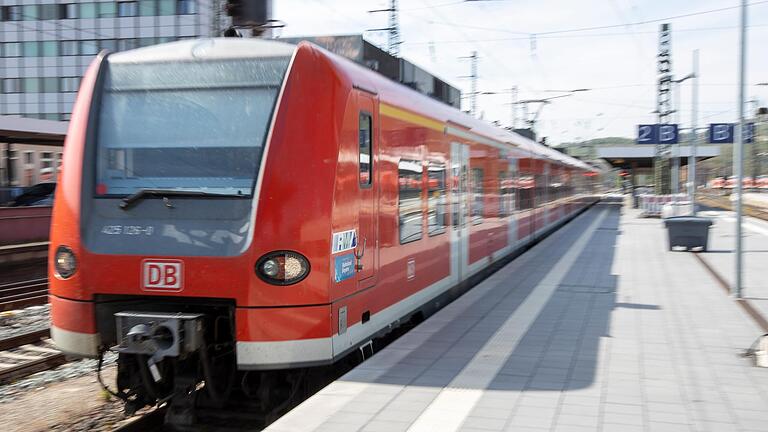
306 41 592 171
106 38 594 172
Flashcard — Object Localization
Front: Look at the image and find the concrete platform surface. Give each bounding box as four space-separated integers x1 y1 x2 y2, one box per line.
265 201 768 432
696 209 768 321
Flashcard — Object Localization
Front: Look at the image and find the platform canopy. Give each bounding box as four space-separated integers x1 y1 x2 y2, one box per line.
597 145 720 169
0 116 67 146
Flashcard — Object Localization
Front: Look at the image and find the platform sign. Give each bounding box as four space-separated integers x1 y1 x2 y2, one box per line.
708 123 755 144
708 123 734 144
637 124 657 144
637 124 679 144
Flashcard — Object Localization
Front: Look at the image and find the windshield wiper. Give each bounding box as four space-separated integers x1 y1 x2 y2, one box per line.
119 189 243 210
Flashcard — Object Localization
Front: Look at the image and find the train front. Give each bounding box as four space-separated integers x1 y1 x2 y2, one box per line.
48 39 308 418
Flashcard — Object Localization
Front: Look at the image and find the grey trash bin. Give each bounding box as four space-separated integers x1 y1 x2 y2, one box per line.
663 216 713 251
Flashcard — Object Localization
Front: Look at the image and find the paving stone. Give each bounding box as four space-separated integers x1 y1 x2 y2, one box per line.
264 203 768 432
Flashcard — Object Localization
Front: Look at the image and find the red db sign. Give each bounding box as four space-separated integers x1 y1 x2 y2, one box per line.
142 260 183 292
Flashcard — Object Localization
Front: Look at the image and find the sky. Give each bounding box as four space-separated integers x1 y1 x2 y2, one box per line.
273 0 768 146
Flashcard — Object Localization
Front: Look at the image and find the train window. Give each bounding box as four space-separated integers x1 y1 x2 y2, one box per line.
471 168 483 224
518 175 534 210
359 113 372 186
427 162 447 236
399 159 423 244
499 170 515 217
95 57 291 197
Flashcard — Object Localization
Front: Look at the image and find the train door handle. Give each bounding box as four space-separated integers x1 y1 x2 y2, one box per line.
354 237 367 271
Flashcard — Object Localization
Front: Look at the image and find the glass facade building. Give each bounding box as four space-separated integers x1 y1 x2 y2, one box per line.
0 0 217 120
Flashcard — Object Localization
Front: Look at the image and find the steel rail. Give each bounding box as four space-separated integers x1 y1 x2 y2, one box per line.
0 352 67 384
0 329 50 351
0 329 67 384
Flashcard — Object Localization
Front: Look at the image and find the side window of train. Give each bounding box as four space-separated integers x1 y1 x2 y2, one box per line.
398 159 423 244
359 113 372 186
427 162 447 236
471 168 483 224
499 170 515 217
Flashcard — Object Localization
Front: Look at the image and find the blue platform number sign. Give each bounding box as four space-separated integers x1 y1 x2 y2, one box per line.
334 254 356 283
708 123 755 144
637 124 678 144
746 122 755 144
657 124 678 144
637 124 656 144
709 123 735 144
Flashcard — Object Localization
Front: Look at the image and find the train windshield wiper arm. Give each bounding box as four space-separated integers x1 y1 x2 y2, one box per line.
119 189 243 210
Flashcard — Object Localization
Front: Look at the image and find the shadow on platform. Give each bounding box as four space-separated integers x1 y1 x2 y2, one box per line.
343 201 645 393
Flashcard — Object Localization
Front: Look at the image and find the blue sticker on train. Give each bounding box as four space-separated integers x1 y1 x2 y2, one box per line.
334 254 356 283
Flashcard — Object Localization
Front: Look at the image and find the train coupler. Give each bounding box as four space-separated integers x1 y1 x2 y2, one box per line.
115 311 204 364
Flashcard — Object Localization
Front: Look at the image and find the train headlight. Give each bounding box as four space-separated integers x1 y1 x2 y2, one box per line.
54 245 77 279
255 251 310 285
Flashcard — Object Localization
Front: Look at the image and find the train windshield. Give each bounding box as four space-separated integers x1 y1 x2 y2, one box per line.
95 57 290 197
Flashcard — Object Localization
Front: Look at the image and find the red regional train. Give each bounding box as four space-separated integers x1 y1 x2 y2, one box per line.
49 38 599 420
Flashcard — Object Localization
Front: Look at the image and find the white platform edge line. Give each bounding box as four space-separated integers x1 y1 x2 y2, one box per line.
406 207 608 432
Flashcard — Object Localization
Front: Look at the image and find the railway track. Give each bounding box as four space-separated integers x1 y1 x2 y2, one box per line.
698 192 768 221
113 408 167 432
0 329 67 384
0 277 49 312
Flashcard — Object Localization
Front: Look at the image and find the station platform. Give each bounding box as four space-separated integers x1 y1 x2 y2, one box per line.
265 199 768 432
696 208 768 326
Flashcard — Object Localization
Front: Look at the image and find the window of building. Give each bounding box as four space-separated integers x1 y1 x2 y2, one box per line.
2 78 21 94
24 151 34 165
138 37 156 47
61 113 72 121
117 38 138 51
22 4 38 20
23 78 40 93
359 113 372 186
139 0 156 16
61 77 81 93
3 42 22 57
99 2 117 17
158 36 175 43
41 41 58 57
100 39 117 51
118 1 137 16
80 2 97 18
158 0 174 15
41 152 53 169
80 40 99 55
41 77 58 93
3 5 22 21
177 0 195 14
471 168 484 224
427 162 447 236
61 3 78 19
42 114 59 121
22 41 39 57
61 40 78 56
399 159 423 244
40 4 60 20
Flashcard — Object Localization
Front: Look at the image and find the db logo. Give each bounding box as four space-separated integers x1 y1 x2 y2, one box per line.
142 260 183 292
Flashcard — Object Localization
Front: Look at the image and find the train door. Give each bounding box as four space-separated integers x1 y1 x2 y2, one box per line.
450 142 470 282
356 91 378 288
505 154 518 249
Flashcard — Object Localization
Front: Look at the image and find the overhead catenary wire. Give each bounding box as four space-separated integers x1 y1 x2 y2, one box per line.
418 0 768 36
403 23 768 45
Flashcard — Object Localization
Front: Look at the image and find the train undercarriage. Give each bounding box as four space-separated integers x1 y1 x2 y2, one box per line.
94 295 406 429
